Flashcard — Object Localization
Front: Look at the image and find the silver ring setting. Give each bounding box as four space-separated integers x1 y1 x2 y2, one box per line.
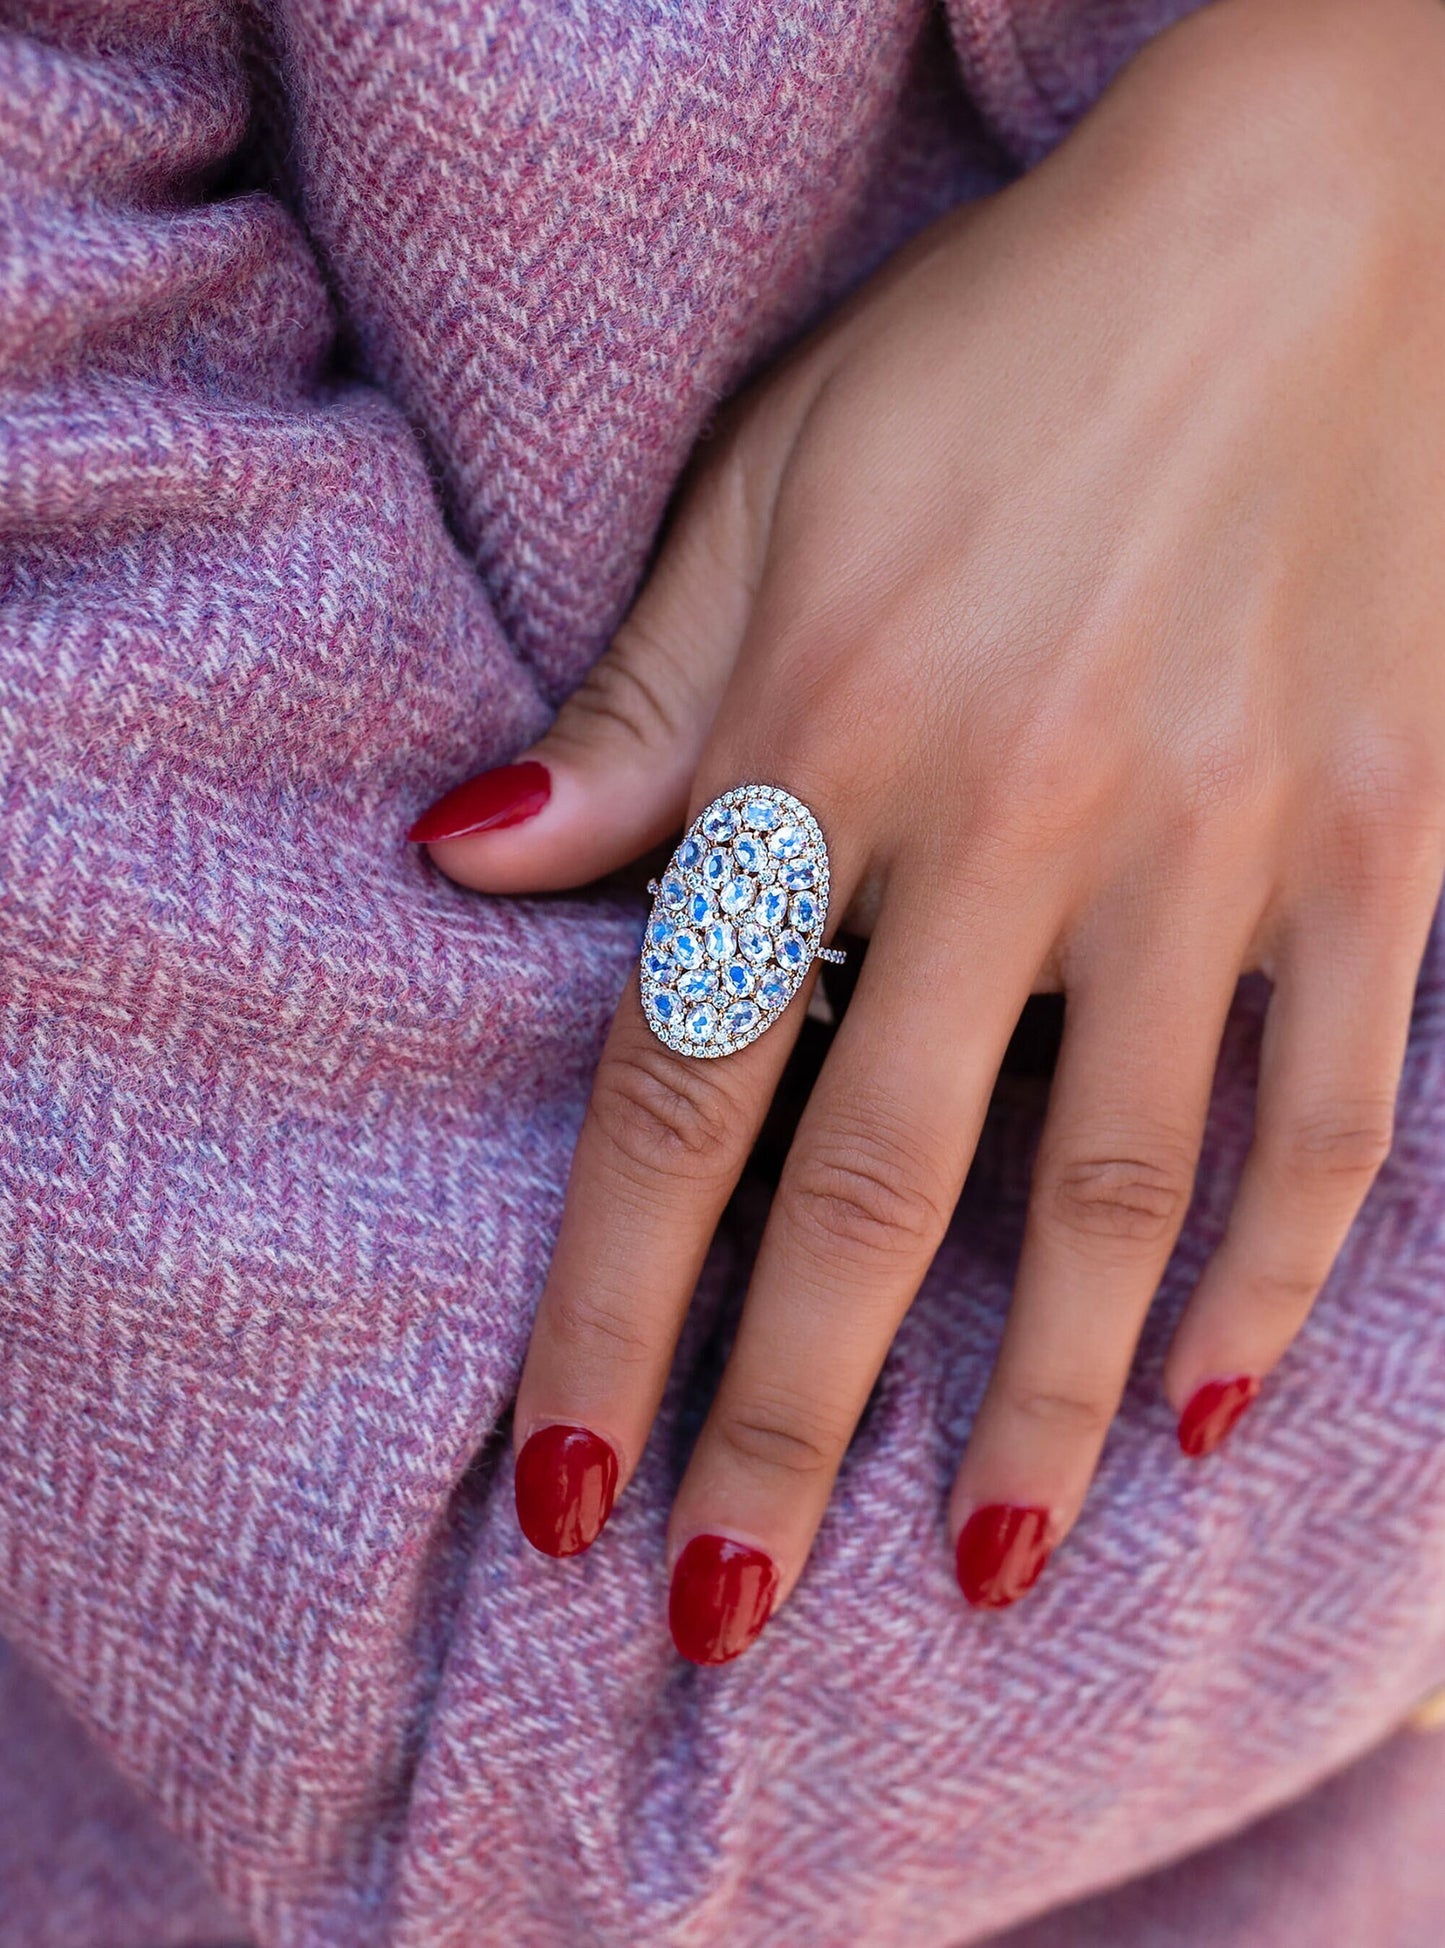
640 784 843 1059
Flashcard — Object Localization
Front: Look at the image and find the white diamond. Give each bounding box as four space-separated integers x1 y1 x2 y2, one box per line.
776 929 808 971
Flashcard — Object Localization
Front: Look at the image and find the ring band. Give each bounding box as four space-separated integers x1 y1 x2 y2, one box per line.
640 784 843 1058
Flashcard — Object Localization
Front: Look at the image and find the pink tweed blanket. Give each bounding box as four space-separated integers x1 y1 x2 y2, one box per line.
3 3 1444 1944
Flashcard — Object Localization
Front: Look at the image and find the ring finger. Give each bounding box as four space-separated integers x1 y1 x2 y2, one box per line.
948 882 1258 1608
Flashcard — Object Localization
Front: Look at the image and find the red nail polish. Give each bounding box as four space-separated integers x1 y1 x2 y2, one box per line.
669 1535 779 1666
408 759 551 844
515 1423 618 1557
1178 1375 1260 1459
955 1504 1052 1610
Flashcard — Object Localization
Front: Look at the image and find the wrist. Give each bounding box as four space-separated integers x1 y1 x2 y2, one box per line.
1134 0 1445 151
1075 0 1445 286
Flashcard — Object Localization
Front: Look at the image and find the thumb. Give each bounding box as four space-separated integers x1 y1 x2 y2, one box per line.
412 417 785 895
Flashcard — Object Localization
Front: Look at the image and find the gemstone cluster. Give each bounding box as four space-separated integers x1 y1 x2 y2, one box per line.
639 784 831 1058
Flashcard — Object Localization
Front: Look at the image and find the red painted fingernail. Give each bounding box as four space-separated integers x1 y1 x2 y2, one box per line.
1178 1375 1260 1459
955 1504 1052 1610
669 1535 779 1666
408 759 551 843
514 1423 619 1557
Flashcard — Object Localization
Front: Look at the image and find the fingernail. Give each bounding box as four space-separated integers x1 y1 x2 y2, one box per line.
669 1534 779 1666
514 1423 619 1557
955 1504 1052 1610
408 759 551 844
1178 1375 1260 1459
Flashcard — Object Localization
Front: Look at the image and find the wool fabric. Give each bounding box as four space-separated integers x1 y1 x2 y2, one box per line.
2 3 1443 1945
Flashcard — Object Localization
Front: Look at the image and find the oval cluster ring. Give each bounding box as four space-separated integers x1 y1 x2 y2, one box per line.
639 784 844 1059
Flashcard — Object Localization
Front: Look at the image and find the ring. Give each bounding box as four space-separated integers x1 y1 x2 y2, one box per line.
640 783 845 1058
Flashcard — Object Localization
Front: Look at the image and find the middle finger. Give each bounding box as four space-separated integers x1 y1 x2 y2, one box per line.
665 873 1055 1663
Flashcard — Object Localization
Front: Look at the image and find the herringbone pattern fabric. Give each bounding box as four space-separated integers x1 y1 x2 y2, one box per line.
1 3 1441 1944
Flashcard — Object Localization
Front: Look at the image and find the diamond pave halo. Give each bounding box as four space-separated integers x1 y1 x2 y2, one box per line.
640 784 845 1059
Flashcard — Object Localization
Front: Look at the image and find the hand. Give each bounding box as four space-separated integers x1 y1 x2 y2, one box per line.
412 0 1445 1660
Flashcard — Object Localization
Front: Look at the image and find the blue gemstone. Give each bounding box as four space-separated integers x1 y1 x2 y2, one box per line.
739 922 772 963
673 929 704 970
721 959 754 997
776 930 807 970
781 862 815 890
768 822 806 860
790 892 819 930
686 889 714 926
702 804 738 841
677 965 718 1001
684 1003 718 1043
647 917 675 952
660 873 687 907
724 1000 761 1037
732 833 765 873
652 990 678 1024
704 919 736 962
702 848 730 886
676 835 704 870
756 885 789 929
744 797 781 831
643 950 674 983
719 875 754 917
757 969 790 1009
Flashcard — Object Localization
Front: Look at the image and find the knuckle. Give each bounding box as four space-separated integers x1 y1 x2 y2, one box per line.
713 1396 839 1480
972 718 1116 861
1323 740 1445 894
1045 1148 1193 1248
1275 1101 1396 1184
1245 1263 1325 1318
779 1114 947 1262
556 629 686 752
1156 739 1272 868
1178 740 1266 827
588 1043 737 1182
546 1285 654 1369
1002 1384 1114 1441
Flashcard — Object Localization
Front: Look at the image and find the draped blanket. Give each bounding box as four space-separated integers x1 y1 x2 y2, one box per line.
2 4 1443 1943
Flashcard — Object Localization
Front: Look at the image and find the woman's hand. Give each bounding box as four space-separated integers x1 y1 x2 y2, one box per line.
412 0 1445 1660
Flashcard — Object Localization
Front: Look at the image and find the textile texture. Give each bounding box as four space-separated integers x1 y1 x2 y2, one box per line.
1 2 1442 1944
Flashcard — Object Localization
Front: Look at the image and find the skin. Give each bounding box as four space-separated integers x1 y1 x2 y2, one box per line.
424 0 1445 1645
